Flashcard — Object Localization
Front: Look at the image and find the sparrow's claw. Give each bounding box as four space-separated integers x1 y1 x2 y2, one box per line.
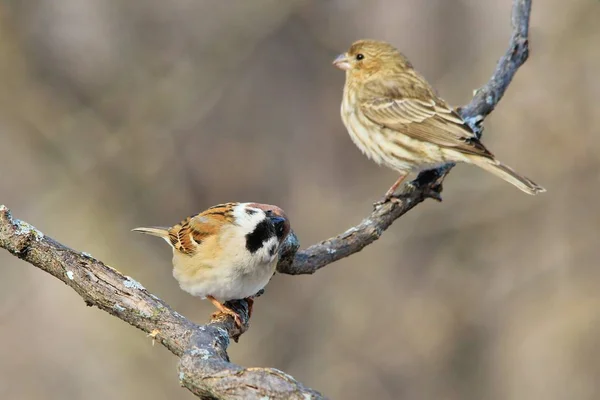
211 308 243 328
207 295 244 329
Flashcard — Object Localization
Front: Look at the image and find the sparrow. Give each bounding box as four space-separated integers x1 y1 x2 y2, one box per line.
133 202 290 327
333 39 545 203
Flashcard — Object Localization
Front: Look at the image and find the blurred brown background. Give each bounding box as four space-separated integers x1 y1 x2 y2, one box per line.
1 0 599 399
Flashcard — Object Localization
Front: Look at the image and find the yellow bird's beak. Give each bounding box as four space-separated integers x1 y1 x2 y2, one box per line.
332 54 351 71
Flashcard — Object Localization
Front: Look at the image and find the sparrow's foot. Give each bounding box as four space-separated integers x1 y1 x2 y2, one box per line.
207 295 243 328
210 308 243 328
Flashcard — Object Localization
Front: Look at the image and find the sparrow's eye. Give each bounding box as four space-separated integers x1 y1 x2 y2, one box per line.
356 53 364 61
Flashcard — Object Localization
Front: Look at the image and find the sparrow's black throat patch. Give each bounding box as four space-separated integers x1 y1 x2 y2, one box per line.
245 220 276 253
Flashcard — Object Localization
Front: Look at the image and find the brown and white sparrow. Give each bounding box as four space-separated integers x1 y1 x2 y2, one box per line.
333 39 545 202
133 202 290 327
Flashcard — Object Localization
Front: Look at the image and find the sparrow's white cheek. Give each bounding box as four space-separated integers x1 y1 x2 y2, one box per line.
254 237 280 264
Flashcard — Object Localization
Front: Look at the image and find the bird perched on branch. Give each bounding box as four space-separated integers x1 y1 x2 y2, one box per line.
133 202 290 327
333 39 545 203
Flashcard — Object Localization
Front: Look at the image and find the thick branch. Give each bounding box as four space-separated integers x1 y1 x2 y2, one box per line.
277 0 532 275
0 205 324 400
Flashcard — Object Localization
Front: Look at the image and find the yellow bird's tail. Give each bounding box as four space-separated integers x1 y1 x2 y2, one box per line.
468 155 546 195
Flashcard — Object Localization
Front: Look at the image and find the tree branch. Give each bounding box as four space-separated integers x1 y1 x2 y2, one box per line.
1 0 531 398
277 0 532 276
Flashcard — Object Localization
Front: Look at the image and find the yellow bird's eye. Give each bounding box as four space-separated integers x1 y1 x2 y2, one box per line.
356 53 364 60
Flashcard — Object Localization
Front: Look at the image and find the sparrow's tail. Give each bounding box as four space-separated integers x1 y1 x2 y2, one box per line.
468 156 546 195
131 226 170 238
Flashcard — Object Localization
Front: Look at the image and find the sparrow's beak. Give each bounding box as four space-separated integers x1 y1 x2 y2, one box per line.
333 53 351 71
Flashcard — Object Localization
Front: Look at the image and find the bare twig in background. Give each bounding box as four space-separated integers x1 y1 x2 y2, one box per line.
0 0 531 398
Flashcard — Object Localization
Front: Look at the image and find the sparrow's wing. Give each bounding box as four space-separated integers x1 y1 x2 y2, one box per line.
168 203 237 255
359 74 493 158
